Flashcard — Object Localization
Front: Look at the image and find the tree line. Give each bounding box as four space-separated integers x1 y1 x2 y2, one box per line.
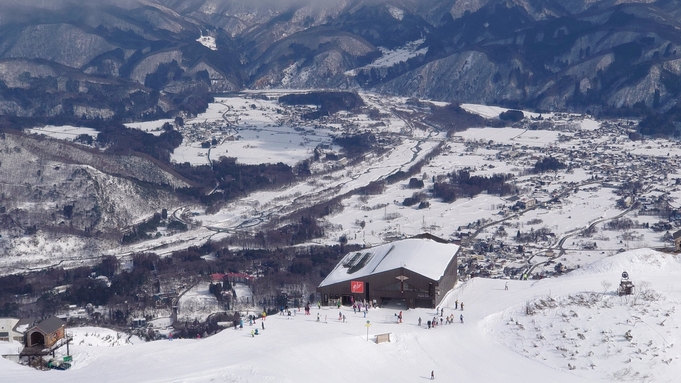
433 170 515 203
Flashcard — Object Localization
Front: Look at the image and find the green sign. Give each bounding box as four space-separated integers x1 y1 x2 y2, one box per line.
63 356 72 362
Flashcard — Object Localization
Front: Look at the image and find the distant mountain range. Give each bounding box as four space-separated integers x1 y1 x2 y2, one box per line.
0 0 680 129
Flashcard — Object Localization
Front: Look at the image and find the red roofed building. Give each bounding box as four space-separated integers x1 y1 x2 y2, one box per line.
210 273 226 282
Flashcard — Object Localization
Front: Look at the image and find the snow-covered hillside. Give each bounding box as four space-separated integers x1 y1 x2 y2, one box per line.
346 38 428 76
3 249 681 382
0 130 189 273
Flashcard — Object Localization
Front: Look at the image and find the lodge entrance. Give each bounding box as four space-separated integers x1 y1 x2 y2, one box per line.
29 332 45 347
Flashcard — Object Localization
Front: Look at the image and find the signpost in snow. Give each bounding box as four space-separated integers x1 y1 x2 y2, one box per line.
365 320 371 341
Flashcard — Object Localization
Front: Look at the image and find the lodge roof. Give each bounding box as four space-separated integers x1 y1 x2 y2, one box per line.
318 237 459 288
31 316 65 334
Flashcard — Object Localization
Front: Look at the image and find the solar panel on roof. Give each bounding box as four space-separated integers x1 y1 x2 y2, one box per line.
348 253 372 274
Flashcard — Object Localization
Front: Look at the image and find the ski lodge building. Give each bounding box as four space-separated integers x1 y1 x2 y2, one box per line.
24 316 66 349
317 235 459 309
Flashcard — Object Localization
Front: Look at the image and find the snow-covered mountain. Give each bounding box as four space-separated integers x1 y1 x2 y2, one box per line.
0 0 680 119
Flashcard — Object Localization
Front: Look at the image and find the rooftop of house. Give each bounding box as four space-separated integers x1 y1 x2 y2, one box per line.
31 316 65 334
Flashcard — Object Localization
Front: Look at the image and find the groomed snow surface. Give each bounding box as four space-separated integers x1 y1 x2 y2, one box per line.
4 249 681 382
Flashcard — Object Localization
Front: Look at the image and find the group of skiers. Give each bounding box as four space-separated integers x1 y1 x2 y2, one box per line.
352 303 369 316
279 305 297 318
246 298 468 344
418 303 466 328
439 314 462 324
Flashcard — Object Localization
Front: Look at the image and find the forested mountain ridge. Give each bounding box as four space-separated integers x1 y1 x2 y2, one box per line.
0 0 679 130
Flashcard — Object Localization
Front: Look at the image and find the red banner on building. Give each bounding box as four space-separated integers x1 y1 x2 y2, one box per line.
350 280 364 293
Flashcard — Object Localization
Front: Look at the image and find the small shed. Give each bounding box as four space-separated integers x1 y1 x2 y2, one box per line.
25 317 65 349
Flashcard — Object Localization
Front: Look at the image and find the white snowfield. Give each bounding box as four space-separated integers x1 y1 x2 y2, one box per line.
4 249 681 383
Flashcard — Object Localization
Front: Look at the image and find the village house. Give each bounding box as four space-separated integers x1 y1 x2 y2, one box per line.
0 318 23 342
516 197 537 210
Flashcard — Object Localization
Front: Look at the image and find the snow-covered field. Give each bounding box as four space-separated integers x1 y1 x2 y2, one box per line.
124 119 175 136
177 282 220 322
196 35 217 51
3 249 681 382
27 125 98 141
170 95 336 166
345 39 428 76
460 103 552 119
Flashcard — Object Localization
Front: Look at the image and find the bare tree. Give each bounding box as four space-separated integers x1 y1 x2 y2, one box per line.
601 280 612 295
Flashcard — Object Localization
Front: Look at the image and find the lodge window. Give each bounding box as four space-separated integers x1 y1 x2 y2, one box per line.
378 282 428 293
